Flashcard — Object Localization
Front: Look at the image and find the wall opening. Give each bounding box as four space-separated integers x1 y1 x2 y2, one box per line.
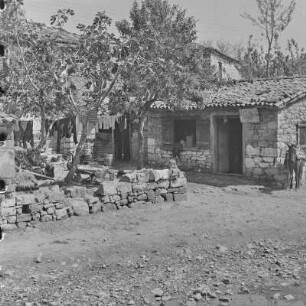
174 119 196 148
0 44 4 57
0 0 6 11
216 116 243 174
22 204 30 214
0 132 8 142
0 179 6 193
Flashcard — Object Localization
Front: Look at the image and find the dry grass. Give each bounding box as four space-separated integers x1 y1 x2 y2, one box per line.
16 170 38 191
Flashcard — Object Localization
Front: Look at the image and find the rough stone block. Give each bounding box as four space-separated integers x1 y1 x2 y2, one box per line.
65 186 87 198
85 196 100 206
112 195 121 202
252 168 263 176
245 158 255 169
156 188 167 195
48 184 60 193
246 145 260 156
90 202 102 214
132 183 147 193
120 199 128 206
127 196 134 203
95 182 118 196
264 168 280 176
1 206 16 217
157 180 170 189
274 174 288 181
47 207 55 215
55 208 68 220
1 198 16 208
1 224 17 231
147 190 156 202
70 198 89 216
170 177 187 188
17 214 32 222
48 192 64 203
6 216 17 224
16 193 35 205
137 193 148 201
29 203 43 213
155 195 165 204
32 213 40 221
147 182 158 190
41 215 53 222
102 203 118 212
34 193 46 203
155 169 170 180
55 202 66 209
165 193 174 202
136 171 151 183
43 202 54 210
129 200 147 207
261 148 277 157
120 173 138 183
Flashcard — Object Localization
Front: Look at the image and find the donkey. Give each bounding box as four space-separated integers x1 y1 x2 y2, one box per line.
284 144 306 190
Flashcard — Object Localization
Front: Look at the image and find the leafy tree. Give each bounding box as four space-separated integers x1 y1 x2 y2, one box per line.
0 2 75 149
241 0 296 77
113 0 208 169
60 12 127 182
239 35 306 79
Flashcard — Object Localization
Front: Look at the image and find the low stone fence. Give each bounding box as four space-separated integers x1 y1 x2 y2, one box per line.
0 167 187 231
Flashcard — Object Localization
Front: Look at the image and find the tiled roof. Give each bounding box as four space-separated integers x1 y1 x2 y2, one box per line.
151 76 306 110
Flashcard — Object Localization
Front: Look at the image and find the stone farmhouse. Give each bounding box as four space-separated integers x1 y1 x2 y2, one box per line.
145 76 306 188
202 47 242 82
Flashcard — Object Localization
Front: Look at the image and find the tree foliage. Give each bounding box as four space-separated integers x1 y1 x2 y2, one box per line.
60 11 127 181
241 0 296 77
0 2 75 147
239 35 306 79
113 0 208 168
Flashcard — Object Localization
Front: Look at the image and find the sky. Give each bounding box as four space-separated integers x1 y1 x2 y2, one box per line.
22 0 306 51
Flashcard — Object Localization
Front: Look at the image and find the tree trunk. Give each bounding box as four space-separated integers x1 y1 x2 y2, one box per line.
65 119 88 183
137 115 146 170
36 119 56 151
266 42 272 78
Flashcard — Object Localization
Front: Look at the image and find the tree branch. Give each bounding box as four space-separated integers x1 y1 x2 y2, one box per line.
96 69 120 107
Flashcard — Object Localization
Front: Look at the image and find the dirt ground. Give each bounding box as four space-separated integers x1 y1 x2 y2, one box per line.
1 172 306 306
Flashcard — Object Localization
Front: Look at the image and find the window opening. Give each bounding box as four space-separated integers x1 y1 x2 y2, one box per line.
174 119 196 147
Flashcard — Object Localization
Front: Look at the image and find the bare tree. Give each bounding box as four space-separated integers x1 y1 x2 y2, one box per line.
242 0 296 77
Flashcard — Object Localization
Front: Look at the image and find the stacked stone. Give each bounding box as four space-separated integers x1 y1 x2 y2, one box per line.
94 169 188 211
0 194 16 227
1 168 187 229
10 185 73 228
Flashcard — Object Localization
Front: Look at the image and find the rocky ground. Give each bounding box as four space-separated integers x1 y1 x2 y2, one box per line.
1 173 306 306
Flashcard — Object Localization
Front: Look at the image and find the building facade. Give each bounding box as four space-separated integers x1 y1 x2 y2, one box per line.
145 76 306 188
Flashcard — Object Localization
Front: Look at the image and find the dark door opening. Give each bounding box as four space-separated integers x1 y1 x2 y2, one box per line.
114 121 131 161
216 117 242 174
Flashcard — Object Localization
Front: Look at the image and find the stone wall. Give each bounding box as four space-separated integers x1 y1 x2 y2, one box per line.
0 122 16 225
146 113 213 172
210 53 241 81
243 109 283 185
0 168 187 230
243 100 306 187
145 107 299 188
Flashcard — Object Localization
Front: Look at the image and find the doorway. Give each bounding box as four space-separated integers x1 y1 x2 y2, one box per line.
216 117 243 174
